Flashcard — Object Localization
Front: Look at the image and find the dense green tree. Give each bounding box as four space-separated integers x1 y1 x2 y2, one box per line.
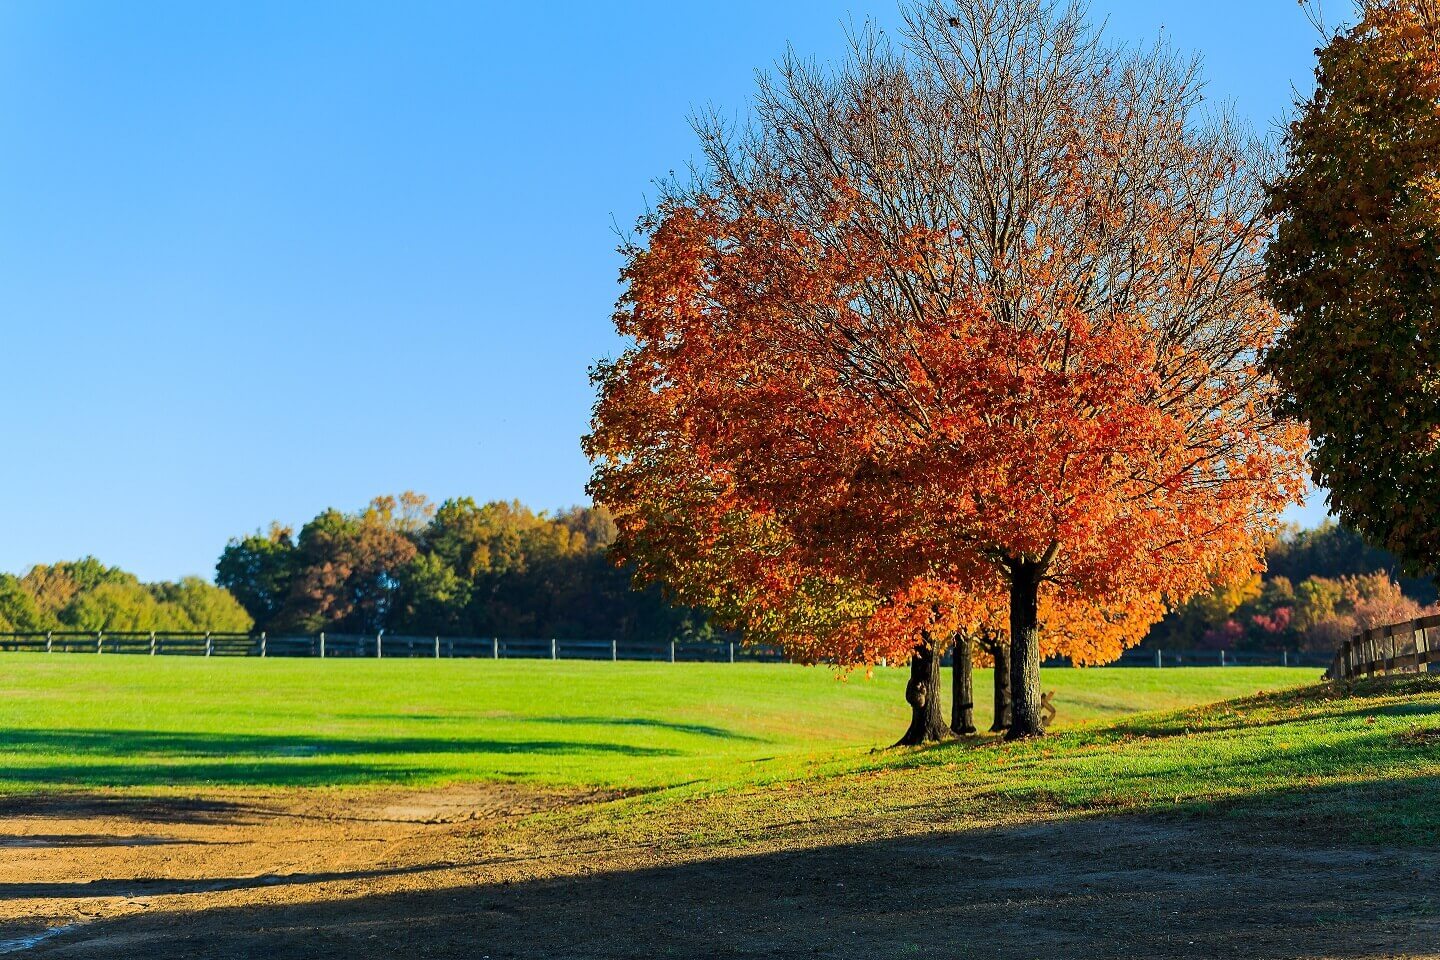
216 524 297 628
394 553 470 634
1265 2 1440 573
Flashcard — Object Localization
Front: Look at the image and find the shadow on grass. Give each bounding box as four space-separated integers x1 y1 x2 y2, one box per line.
513 716 766 741
21 790 1440 960
0 729 682 788
337 714 764 741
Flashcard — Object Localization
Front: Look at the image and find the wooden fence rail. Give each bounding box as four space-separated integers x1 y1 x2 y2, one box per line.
1327 613 1440 680
0 630 1326 668
0 630 787 663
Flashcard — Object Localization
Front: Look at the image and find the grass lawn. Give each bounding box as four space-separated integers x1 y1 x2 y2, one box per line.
0 654 1315 791
8 656 1440 959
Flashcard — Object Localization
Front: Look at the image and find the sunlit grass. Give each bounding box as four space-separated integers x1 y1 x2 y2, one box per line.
0 654 1311 791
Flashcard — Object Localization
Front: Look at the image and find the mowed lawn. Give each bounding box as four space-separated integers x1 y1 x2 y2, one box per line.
0 654 1315 792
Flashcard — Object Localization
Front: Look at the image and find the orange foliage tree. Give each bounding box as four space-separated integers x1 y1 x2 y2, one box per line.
589 0 1306 739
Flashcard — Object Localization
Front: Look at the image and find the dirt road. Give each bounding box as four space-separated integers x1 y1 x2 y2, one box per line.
3 786 1437 959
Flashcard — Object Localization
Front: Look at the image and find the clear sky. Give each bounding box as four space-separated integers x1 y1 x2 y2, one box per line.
0 1 1334 583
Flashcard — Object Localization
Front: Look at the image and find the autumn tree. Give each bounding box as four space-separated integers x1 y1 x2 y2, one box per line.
1267 0 1440 575
281 494 431 633
589 0 1305 738
586 398 967 742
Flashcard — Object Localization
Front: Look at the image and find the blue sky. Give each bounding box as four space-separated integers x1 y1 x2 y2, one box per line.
0 1 1333 582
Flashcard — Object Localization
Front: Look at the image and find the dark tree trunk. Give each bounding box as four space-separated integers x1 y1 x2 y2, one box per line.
1007 561 1046 740
951 632 977 735
896 640 952 746
987 634 1011 733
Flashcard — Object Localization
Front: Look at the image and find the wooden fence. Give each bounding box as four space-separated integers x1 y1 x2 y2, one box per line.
0 630 786 662
1328 614 1440 680
0 630 1326 668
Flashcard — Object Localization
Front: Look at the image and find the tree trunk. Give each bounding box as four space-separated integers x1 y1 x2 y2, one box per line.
987 634 1011 733
896 640 952 746
951 632 977 735
1007 561 1046 740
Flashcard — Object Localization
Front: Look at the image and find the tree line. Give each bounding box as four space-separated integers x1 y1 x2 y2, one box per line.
1148 522 1438 654
0 559 252 634
1 502 1423 655
215 493 713 642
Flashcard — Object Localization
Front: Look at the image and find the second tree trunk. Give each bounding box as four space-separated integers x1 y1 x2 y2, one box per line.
952 632 977 735
897 640 952 745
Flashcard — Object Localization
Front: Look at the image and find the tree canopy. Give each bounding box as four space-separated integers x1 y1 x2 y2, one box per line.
0 560 252 633
588 0 1307 738
216 494 712 642
1266 0 1440 573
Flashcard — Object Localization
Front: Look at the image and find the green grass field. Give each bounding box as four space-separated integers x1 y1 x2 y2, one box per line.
0 654 1315 792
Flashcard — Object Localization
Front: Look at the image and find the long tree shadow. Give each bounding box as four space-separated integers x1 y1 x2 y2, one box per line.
19 788 1440 960
2 861 454 900
0 729 681 788
0 729 682 757
512 716 767 741
0 793 253 824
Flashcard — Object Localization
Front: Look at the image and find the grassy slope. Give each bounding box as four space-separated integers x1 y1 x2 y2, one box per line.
0 654 1312 791
538 675 1440 856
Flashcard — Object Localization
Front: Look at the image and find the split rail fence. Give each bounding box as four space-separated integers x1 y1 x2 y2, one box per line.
0 630 785 662
1328 613 1440 680
0 630 1326 668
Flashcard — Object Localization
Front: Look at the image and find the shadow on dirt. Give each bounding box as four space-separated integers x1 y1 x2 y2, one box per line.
21 808 1440 960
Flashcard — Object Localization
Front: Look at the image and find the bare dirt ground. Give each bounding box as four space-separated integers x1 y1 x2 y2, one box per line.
2 785 1438 959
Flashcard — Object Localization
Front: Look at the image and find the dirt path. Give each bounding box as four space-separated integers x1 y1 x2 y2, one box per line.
3 787 1438 959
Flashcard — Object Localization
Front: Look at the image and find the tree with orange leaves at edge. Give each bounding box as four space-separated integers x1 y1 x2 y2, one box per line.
589 0 1307 739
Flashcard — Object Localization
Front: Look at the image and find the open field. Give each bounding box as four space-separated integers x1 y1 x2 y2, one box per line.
0 656 1313 790
4 657 1440 958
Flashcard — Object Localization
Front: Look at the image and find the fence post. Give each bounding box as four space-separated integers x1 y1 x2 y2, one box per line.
1155 649 1162 669
150 631 157 656
260 631 267 658
669 640 676 663
551 638 557 660
96 630 103 655
204 631 212 657
1282 649 1288 668
435 636 440 659
611 639 617 661
377 632 383 659
493 637 499 659
320 631 326 659
46 631 52 654
1220 649 1226 667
